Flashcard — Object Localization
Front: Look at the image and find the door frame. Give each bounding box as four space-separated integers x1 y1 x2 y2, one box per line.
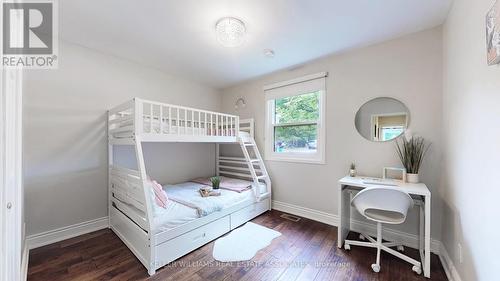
0 67 24 281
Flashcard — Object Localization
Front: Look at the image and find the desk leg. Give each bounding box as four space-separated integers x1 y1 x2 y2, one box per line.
419 201 425 261
337 184 351 248
424 195 431 278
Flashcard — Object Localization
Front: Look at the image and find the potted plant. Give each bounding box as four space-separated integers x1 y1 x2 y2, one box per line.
349 163 356 177
395 136 430 183
210 176 221 189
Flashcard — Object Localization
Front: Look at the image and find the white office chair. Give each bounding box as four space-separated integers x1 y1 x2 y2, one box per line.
343 187 422 274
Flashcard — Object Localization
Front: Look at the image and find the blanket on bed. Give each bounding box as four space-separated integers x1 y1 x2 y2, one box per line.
191 176 252 193
164 182 230 217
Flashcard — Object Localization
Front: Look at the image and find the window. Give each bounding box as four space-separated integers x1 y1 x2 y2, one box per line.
265 73 326 164
381 126 404 141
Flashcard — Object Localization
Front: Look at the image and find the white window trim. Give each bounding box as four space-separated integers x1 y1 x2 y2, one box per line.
264 73 327 164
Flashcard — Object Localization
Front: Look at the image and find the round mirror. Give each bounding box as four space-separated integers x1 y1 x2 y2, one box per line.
355 97 410 142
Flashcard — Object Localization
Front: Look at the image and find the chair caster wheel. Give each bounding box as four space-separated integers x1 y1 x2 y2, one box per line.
397 245 404 252
371 264 380 273
359 234 365 240
412 265 422 275
344 244 351 250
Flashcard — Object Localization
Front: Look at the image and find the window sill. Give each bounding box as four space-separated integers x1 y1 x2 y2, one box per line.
265 156 326 165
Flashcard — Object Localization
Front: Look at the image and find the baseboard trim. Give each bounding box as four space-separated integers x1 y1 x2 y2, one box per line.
21 242 29 281
272 200 441 254
272 200 338 226
439 242 463 281
27 217 109 250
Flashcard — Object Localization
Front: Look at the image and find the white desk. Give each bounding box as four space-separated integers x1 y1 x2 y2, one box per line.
337 176 431 278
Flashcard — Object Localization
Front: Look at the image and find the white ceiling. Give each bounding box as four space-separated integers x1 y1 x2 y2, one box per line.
61 0 452 89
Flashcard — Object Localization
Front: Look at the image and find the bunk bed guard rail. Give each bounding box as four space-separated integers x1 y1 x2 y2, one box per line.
108 98 240 140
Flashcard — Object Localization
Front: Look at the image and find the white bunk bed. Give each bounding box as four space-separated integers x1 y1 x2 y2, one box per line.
107 98 271 275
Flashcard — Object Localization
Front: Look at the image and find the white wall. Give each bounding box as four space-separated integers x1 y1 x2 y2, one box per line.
23 41 221 236
442 0 500 280
221 27 443 239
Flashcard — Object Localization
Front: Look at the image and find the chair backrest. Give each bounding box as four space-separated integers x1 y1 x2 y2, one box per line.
351 187 414 224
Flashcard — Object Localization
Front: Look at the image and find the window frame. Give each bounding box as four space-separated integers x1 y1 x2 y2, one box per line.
264 75 326 164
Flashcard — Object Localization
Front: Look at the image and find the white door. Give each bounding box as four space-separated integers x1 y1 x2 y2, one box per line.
0 67 24 281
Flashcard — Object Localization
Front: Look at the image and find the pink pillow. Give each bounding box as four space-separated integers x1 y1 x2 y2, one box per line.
151 180 168 208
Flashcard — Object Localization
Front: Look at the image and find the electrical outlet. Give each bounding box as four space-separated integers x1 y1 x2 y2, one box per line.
457 243 463 263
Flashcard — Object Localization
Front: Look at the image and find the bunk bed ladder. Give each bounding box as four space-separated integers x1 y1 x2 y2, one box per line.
239 138 271 202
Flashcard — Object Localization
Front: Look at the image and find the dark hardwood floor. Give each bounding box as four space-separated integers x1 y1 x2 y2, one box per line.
28 210 448 281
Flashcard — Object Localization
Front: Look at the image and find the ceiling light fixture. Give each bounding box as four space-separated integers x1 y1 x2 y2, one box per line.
215 17 246 47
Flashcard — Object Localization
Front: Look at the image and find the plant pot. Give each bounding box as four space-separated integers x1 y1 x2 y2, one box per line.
407 173 419 183
349 169 356 177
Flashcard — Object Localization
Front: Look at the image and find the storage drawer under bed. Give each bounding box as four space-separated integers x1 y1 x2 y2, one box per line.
154 214 230 265
230 198 269 230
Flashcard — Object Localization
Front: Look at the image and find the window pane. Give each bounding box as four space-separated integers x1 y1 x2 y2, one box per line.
274 124 317 153
381 126 404 141
275 92 319 124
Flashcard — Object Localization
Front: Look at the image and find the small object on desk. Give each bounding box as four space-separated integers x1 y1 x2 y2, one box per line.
395 135 430 183
349 162 356 177
383 167 407 183
361 177 399 186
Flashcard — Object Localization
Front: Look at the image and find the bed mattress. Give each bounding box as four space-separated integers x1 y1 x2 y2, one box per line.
152 181 266 233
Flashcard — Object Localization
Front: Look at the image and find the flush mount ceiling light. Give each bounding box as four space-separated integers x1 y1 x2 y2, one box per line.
215 17 246 47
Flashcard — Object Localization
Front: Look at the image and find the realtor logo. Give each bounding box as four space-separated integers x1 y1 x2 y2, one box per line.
1 0 58 69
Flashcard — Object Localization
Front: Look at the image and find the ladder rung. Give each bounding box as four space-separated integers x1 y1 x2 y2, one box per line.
244 143 255 146
219 171 254 180
219 156 246 161
259 192 271 198
250 159 260 163
257 175 268 180
218 159 259 165
219 165 261 173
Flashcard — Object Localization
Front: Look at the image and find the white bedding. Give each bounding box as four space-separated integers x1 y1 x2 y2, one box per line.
152 181 266 233
112 179 266 233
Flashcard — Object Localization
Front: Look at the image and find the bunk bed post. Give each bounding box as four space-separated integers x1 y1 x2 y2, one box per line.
134 138 156 276
134 98 143 136
133 99 156 276
235 117 240 136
